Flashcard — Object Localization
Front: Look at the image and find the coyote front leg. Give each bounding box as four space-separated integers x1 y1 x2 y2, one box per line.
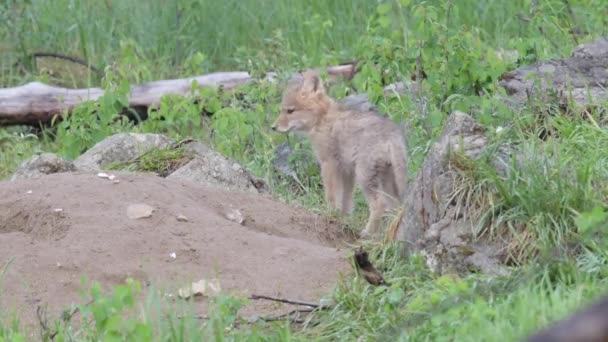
320 162 341 211
340 172 355 214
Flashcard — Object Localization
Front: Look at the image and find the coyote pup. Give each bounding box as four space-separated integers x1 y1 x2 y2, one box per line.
271 71 408 238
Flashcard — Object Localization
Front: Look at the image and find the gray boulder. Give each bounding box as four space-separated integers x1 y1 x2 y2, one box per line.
168 141 268 194
74 133 172 171
396 111 509 275
500 36 608 106
10 153 76 181
273 141 298 179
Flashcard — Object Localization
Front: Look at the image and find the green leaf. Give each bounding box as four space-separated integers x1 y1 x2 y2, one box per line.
374 286 386 295
377 3 392 15
427 110 444 128
387 287 405 304
207 97 221 113
378 16 391 28
575 206 607 234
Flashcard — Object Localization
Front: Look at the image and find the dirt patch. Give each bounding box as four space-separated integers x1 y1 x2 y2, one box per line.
0 197 70 239
0 172 354 329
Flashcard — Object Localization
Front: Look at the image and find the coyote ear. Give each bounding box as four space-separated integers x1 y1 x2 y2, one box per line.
301 71 325 97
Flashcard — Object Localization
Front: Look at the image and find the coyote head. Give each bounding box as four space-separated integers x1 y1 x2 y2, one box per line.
271 71 331 133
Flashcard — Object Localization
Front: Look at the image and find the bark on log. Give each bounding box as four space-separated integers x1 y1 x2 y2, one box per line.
0 63 356 126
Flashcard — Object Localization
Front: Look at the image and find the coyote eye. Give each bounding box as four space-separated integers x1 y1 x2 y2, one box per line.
286 107 295 114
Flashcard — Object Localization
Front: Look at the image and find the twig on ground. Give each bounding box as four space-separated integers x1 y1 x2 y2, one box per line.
247 294 320 308
171 137 196 149
36 305 50 341
180 306 323 325
245 307 318 324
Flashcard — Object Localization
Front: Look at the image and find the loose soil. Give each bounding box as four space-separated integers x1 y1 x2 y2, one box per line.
0 171 354 331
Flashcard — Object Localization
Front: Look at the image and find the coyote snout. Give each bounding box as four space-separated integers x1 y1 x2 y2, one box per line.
272 71 408 238
270 113 301 133
271 75 331 133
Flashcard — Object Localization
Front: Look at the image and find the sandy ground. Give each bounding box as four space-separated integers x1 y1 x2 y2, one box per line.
0 171 354 331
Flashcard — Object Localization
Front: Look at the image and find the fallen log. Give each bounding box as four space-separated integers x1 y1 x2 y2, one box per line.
0 63 356 126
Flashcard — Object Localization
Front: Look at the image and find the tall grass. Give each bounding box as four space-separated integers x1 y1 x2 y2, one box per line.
2 0 606 87
0 0 377 87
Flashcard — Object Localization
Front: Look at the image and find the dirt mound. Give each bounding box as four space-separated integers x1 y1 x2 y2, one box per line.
0 172 353 328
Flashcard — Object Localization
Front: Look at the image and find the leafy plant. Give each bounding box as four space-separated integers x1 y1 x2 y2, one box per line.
49 69 133 159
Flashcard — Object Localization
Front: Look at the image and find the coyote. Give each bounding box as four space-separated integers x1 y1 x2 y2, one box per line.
271 71 408 238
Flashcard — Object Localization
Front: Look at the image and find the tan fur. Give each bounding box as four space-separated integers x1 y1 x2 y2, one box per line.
272 71 408 238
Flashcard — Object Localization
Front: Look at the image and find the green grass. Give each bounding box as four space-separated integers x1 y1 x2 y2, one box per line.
3 0 608 340
4 245 603 341
0 126 50 179
106 145 194 177
0 0 376 87
2 0 606 88
305 243 608 341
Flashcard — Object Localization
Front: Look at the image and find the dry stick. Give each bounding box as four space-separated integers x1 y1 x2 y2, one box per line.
245 308 318 324
171 137 196 149
247 294 320 308
257 307 317 319
36 306 50 341
41 294 322 336
182 307 320 325
30 51 104 77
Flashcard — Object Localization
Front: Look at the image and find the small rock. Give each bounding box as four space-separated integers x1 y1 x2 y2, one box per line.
10 153 76 181
168 142 266 193
74 133 173 171
126 203 155 220
224 208 244 225
176 214 189 222
169 252 177 259
272 142 299 178
97 172 117 181
177 278 221 299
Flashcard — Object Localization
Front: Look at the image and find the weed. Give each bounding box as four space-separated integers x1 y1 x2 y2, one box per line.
106 145 194 177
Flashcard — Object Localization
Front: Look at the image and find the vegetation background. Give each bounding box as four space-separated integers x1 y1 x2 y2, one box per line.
2 0 608 340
